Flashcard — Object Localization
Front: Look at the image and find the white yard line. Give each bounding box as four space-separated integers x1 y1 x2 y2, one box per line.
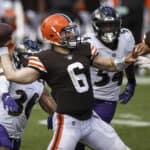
112 113 150 127
123 77 150 85
112 119 150 127
38 119 150 127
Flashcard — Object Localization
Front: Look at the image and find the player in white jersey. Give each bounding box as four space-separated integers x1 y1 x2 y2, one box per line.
0 39 57 150
75 6 136 150
90 5 136 123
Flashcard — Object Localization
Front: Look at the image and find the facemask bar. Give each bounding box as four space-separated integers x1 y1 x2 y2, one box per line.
92 6 121 44
60 24 81 48
96 19 121 43
12 39 39 69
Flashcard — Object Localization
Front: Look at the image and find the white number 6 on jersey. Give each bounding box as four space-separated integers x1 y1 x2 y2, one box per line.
67 62 89 93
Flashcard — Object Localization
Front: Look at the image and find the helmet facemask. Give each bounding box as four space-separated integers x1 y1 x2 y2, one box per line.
12 39 40 69
95 19 121 43
92 6 121 44
60 24 81 48
12 43 30 69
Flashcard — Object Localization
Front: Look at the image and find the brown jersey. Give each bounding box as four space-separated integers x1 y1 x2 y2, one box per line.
28 43 97 120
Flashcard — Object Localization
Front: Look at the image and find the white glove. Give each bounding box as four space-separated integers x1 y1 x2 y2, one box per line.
138 64 150 69
135 56 150 69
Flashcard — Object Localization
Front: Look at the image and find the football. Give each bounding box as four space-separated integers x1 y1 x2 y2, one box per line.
143 30 150 47
0 23 13 46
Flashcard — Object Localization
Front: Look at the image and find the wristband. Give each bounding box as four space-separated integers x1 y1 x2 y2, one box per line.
0 47 9 56
114 57 126 71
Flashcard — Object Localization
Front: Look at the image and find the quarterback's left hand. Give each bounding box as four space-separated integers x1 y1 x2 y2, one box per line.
119 82 136 104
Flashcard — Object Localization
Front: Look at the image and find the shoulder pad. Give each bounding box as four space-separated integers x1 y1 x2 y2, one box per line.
120 28 133 38
120 28 135 44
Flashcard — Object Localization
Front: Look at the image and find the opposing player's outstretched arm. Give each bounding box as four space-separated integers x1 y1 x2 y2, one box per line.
0 48 39 83
92 55 115 71
92 53 136 71
39 88 57 114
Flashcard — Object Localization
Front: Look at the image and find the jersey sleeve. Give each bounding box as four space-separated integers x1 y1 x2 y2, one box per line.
90 43 98 57
82 33 98 58
27 52 47 73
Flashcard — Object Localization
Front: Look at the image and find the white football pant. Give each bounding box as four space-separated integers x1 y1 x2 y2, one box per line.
47 111 131 150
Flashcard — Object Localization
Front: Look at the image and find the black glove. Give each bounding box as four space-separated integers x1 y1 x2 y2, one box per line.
47 115 53 129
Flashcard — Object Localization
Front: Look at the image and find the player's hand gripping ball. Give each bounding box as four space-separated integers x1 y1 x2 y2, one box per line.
0 23 13 46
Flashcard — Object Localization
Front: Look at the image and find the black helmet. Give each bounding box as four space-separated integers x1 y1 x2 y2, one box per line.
91 6 121 44
13 38 40 69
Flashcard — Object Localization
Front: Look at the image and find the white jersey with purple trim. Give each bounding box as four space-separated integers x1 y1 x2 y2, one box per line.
0 76 44 139
87 28 135 101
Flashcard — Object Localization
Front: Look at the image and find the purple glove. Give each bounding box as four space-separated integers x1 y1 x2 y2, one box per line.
2 93 19 112
119 82 136 104
47 115 53 129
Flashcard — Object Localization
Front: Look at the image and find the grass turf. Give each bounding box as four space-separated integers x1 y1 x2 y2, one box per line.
21 84 150 150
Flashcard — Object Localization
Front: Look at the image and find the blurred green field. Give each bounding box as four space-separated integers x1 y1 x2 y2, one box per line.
21 84 150 150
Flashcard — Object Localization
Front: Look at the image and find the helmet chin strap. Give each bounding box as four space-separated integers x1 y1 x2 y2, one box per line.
60 36 81 49
58 41 77 49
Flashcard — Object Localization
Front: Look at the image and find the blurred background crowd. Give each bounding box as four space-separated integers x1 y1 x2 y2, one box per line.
0 0 150 74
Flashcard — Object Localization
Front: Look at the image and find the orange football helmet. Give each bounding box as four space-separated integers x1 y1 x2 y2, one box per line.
41 13 80 48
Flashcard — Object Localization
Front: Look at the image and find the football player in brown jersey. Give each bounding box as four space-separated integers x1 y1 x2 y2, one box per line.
0 13 136 150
